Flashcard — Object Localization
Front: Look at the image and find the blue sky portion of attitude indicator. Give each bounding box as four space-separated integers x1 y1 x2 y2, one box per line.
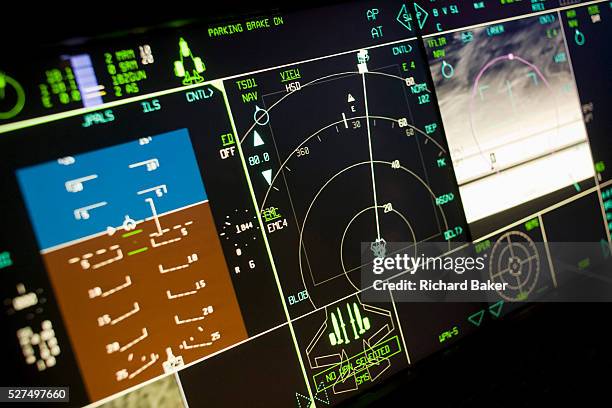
17 128 207 250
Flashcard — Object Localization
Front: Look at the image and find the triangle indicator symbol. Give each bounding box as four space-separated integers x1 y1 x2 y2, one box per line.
414 2 429 30
347 94 355 103
467 310 485 327
262 169 272 185
294 392 311 408
488 300 504 318
253 130 265 147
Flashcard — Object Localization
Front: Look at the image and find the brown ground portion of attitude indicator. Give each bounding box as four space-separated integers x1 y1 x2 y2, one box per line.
42 202 247 401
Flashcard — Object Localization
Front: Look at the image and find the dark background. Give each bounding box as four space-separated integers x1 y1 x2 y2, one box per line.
1 1 352 52
2 1 611 406
341 303 610 407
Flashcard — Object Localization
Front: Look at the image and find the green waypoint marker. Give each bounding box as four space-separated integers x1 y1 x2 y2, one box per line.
488 300 504 318
0 251 13 269
517 291 528 301
467 310 485 327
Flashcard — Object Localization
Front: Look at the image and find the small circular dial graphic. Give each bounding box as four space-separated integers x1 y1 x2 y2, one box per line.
0 72 26 120
489 231 540 301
